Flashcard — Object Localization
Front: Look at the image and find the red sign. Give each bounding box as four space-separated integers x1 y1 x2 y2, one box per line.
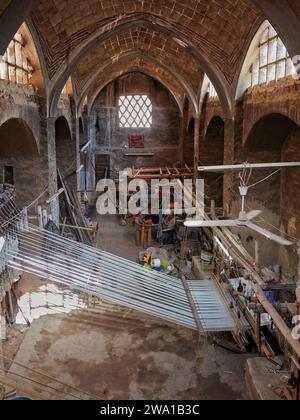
128 135 144 149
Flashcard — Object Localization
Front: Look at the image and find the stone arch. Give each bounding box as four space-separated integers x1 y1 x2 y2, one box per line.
244 111 300 148
86 59 186 118
241 112 300 269
48 18 232 118
252 0 300 60
235 20 270 100
0 117 43 207
0 19 47 93
0 118 39 156
243 113 299 215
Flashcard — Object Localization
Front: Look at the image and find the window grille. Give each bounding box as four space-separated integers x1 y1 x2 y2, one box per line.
119 95 153 128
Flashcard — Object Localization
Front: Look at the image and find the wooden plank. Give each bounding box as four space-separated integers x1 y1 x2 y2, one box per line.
57 170 87 244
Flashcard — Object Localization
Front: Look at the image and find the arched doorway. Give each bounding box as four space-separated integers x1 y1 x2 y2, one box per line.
0 118 40 207
200 116 224 207
244 113 300 270
245 113 299 214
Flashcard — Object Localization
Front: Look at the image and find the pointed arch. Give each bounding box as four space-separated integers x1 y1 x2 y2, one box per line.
0 118 39 156
0 20 47 93
236 20 296 99
79 54 190 118
48 18 232 118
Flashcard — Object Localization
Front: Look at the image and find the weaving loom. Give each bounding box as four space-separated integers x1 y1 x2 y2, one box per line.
0 209 244 334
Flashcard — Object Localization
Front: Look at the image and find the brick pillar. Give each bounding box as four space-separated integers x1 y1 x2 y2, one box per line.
223 117 235 214
47 117 59 225
194 117 200 184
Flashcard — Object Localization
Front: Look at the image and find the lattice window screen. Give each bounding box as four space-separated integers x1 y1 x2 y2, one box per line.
119 95 153 128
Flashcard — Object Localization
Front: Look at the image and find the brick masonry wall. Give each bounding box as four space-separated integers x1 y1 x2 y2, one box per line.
199 98 224 206
93 73 180 176
0 81 75 210
0 79 47 208
56 95 77 193
201 78 300 274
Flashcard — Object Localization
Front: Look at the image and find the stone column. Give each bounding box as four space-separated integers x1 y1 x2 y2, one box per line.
47 117 59 225
193 117 200 184
223 117 235 214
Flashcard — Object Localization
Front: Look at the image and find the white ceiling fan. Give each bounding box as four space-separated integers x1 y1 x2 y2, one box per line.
185 180 294 247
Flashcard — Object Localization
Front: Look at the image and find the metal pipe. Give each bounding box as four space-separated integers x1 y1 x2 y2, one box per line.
198 162 300 173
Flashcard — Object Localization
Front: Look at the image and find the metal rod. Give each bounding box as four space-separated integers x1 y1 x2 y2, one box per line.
198 162 300 173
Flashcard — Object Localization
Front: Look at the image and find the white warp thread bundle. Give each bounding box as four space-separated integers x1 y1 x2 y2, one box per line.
1 220 239 333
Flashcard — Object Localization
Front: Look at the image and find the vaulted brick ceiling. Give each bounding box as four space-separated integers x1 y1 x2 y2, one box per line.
72 26 204 99
84 56 187 112
30 0 262 85
25 0 265 116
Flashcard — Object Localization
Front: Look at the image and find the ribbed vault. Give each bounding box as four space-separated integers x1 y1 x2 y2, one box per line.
1 0 300 117
73 26 203 98
30 1 261 83
82 55 190 116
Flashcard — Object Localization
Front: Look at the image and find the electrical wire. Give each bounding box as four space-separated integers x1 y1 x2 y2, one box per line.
247 169 281 189
229 184 300 244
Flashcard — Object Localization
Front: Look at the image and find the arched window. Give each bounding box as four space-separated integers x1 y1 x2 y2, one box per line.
0 32 33 85
250 25 295 87
208 81 218 98
119 95 153 128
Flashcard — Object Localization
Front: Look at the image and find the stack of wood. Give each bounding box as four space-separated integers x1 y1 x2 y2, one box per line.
57 170 93 245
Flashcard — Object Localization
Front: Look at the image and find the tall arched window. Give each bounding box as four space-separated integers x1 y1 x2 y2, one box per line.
250 25 295 87
0 32 33 85
208 81 218 98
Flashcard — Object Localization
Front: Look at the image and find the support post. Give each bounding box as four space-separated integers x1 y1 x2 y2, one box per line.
37 206 43 229
47 117 59 225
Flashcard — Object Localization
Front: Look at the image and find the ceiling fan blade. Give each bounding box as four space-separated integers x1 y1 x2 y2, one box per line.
247 222 293 246
185 220 237 228
246 210 262 221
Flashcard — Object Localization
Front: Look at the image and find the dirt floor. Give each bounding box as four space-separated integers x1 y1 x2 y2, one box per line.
3 215 251 400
